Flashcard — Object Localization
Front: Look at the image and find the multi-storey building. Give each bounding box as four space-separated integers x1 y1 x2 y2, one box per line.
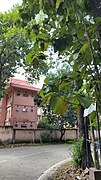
0 78 42 129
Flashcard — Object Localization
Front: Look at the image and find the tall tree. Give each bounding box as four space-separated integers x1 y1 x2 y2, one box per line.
0 9 30 98
18 0 101 108
0 5 50 98
18 0 101 168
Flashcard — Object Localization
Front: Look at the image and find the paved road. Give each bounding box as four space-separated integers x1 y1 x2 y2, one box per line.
0 144 71 180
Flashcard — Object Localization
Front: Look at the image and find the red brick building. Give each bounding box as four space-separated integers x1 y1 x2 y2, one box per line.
0 78 42 129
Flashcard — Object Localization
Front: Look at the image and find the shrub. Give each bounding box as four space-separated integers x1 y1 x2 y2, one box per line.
38 119 47 129
38 116 57 131
40 131 53 143
71 137 83 168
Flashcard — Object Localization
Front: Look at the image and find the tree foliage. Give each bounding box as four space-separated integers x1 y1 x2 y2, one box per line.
0 8 30 98
18 0 101 112
0 4 51 98
17 0 101 168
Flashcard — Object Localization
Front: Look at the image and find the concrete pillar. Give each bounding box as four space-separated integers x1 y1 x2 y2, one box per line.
89 168 101 180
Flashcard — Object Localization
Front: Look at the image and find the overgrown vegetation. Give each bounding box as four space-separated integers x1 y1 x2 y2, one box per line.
71 138 84 168
38 116 56 130
38 105 77 141
40 130 53 143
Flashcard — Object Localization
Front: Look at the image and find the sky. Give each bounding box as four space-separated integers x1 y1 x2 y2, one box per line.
0 0 45 88
0 0 22 13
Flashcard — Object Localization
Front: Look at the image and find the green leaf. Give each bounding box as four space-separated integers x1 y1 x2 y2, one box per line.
40 0 43 10
95 17 101 25
93 40 99 50
75 105 81 114
25 52 35 64
41 92 53 106
76 95 92 108
90 121 97 128
80 42 89 53
37 33 50 41
40 88 45 98
77 29 84 39
77 0 83 6
78 83 87 93
86 53 92 64
56 0 62 9
73 63 79 71
51 95 68 114
70 97 80 106
89 111 96 121
59 82 68 92
29 30 36 41
44 77 50 84
32 58 39 69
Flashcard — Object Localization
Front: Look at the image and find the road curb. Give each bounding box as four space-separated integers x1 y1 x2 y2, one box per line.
38 157 72 180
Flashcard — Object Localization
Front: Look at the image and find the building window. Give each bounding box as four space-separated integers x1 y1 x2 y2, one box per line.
16 105 19 112
30 122 33 127
21 122 27 128
32 93 34 97
15 122 18 127
38 115 41 120
23 92 28 97
17 91 20 96
22 106 27 112
31 107 33 112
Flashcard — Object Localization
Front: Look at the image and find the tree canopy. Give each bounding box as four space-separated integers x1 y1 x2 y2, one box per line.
17 0 101 168
17 0 101 114
0 5 50 98
0 8 30 98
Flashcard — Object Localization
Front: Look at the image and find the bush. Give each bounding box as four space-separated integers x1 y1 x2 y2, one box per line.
38 119 47 129
38 116 56 131
71 137 83 168
40 131 53 143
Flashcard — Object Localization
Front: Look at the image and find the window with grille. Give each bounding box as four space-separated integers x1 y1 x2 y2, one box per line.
30 122 33 127
15 122 18 127
22 106 27 112
16 105 19 112
23 92 28 97
17 91 20 96
21 122 27 127
31 107 33 112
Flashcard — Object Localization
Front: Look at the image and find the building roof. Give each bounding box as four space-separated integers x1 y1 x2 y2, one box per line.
9 78 40 92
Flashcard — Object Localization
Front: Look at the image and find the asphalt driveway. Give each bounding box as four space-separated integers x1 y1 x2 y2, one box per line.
0 144 71 180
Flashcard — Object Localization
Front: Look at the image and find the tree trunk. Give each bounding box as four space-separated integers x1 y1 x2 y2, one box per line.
78 106 84 137
60 129 66 141
78 106 86 169
78 106 94 169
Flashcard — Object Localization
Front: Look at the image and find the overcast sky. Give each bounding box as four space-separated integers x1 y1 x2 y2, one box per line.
0 0 22 13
